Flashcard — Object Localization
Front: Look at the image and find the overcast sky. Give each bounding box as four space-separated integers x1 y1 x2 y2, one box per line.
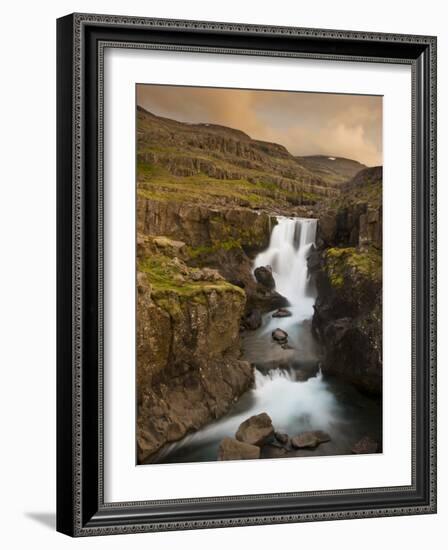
137 85 382 166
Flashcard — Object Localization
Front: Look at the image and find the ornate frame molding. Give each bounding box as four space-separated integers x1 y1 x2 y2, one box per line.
57 13 437 537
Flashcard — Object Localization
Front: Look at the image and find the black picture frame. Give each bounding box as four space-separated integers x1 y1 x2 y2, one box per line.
57 13 437 537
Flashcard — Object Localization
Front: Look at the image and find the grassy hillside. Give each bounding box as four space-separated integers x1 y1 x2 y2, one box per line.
136 107 339 212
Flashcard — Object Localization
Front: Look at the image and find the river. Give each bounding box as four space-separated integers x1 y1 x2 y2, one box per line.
155 217 381 463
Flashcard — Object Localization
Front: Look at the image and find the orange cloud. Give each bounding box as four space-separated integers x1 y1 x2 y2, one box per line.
136 85 382 166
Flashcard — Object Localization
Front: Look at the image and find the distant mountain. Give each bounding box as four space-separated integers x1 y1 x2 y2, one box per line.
295 155 366 186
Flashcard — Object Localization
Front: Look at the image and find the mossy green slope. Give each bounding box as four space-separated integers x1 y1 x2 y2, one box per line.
325 246 382 288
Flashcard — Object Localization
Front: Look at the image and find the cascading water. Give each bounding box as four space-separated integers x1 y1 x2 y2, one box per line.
156 369 340 463
153 217 381 464
244 217 320 361
254 217 317 316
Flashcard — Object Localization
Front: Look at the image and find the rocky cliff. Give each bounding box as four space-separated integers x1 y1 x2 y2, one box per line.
137 235 253 462
309 167 382 394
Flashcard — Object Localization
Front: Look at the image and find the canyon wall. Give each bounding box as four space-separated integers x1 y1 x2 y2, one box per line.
137 235 254 462
309 167 383 395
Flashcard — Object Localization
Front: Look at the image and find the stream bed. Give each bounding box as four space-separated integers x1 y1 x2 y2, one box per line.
154 217 381 464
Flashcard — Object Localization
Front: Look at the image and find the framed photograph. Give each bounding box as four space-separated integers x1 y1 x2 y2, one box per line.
57 13 437 536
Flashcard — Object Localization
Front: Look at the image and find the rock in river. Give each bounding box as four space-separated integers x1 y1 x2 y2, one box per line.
236 412 274 447
313 430 331 443
254 265 275 290
272 328 288 344
243 309 262 330
249 288 289 314
218 437 261 460
272 308 292 318
291 430 331 449
291 433 319 449
351 436 379 454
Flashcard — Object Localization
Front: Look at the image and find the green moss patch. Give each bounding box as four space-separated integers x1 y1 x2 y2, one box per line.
325 247 382 288
186 239 242 260
138 253 245 305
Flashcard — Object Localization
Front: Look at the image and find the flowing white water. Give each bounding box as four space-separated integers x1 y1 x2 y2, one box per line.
255 216 317 318
155 217 380 463
156 369 340 462
246 217 319 355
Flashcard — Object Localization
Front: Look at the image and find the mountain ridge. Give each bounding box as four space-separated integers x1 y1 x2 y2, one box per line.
136 106 381 219
136 106 354 216
296 155 367 185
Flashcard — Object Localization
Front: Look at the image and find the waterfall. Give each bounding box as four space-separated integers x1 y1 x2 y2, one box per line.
254 217 317 318
154 368 340 463
153 216 357 464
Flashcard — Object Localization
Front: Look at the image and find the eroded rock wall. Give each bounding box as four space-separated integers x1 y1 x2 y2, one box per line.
136 236 254 463
310 167 383 395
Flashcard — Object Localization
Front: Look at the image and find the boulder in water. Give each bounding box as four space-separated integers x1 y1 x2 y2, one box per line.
307 248 321 273
249 288 289 313
291 430 331 449
218 437 261 460
243 309 262 330
291 433 319 449
272 328 288 344
235 412 274 447
351 436 379 454
272 308 292 318
313 430 331 443
254 265 275 290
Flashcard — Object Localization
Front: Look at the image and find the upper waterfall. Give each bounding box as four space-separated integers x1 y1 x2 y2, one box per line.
254 217 317 318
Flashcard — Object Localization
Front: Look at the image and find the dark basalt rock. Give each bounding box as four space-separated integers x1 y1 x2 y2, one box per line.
272 328 288 344
307 248 322 273
243 309 262 330
254 265 275 290
291 430 331 449
272 308 292 318
318 313 382 395
218 437 261 460
309 167 383 395
235 412 274 447
312 430 331 443
248 287 289 314
291 433 319 449
311 233 382 394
